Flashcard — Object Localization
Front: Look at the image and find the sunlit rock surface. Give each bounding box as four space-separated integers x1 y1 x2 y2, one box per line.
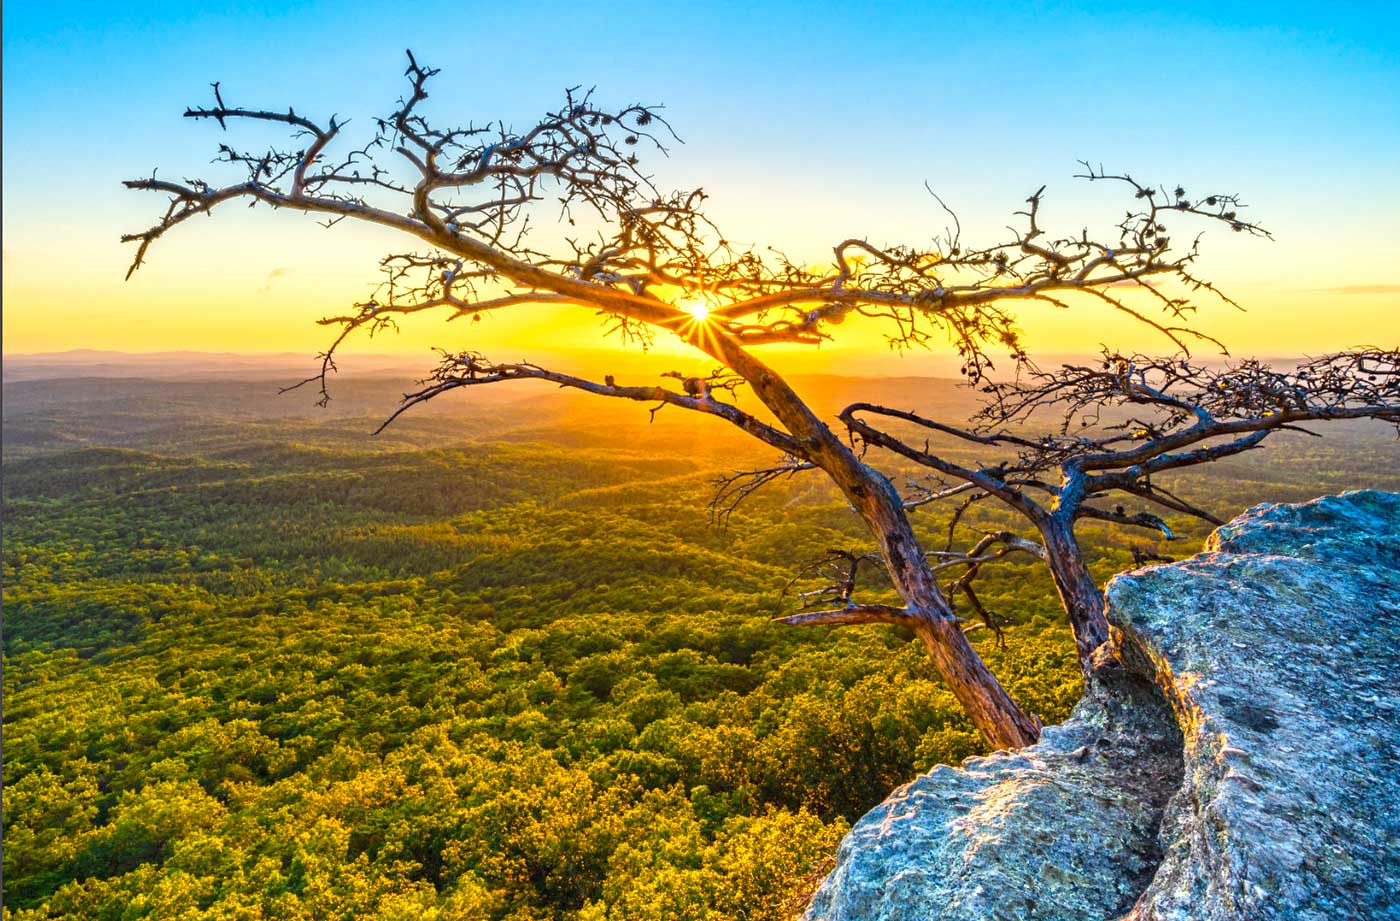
803 674 1183 919
804 490 1400 921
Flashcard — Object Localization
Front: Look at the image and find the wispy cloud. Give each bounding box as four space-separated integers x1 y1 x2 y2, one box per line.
256 268 289 294
1311 284 1400 296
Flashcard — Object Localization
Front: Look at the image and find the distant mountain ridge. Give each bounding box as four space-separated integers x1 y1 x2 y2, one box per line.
1 349 424 383
3 348 1297 386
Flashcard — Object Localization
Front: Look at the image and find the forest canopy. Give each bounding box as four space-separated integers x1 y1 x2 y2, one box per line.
5 376 1398 919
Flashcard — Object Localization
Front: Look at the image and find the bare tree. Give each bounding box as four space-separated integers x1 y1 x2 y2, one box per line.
124 53 1265 749
840 348 1400 672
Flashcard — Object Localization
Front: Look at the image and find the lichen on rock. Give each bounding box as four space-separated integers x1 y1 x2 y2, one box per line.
805 490 1400 921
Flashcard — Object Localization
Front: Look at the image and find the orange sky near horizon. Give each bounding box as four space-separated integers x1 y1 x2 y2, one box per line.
4 198 1396 379
6 1 1399 374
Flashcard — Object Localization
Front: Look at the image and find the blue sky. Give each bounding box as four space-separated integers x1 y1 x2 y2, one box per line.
4 0 1398 361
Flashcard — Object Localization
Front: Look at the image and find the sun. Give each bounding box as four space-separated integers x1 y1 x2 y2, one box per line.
684 301 711 322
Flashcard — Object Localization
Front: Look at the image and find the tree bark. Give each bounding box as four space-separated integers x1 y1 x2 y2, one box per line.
910 617 1043 749
1041 516 1116 673
844 467 1042 749
699 330 1041 748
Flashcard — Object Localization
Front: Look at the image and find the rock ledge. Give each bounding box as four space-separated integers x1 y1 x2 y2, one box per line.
804 490 1400 921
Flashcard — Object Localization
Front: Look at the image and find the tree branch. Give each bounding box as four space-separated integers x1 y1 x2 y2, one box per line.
710 455 817 527
775 605 912 627
373 351 806 455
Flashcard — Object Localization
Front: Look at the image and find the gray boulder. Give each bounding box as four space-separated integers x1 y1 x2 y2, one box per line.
804 490 1400 921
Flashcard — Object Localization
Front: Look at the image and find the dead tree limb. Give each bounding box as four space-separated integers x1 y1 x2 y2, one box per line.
840 348 1400 672
124 54 1275 747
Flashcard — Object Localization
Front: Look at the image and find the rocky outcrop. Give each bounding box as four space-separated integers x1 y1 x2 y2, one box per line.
803 673 1184 920
805 490 1400 921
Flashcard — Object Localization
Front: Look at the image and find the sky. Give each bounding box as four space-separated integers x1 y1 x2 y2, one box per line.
3 0 1398 377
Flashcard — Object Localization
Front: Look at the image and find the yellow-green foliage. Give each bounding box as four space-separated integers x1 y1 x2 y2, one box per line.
5 382 1396 919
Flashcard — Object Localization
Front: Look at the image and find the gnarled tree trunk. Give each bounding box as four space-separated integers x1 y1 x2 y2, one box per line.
847 466 1042 749
1041 516 1115 673
709 332 1041 749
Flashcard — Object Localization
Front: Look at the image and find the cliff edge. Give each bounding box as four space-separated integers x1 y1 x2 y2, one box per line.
805 490 1400 921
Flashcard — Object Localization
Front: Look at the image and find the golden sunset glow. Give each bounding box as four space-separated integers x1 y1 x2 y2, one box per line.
5 6 1400 919
4 2 1397 372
